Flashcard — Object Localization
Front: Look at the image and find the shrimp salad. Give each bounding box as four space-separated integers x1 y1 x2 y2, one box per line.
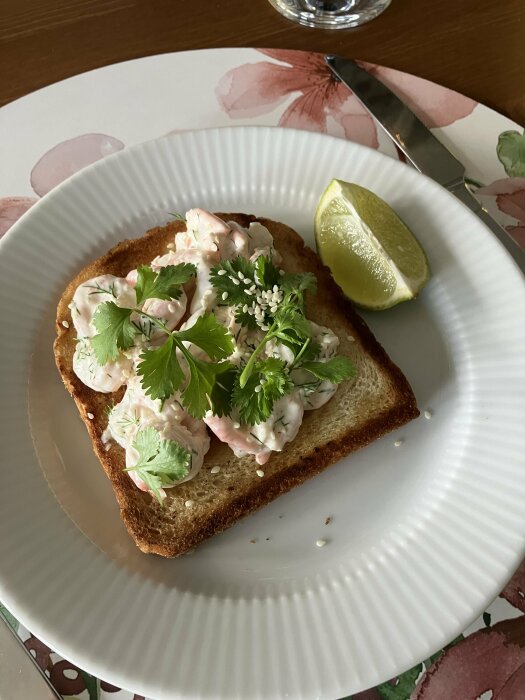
69 210 355 502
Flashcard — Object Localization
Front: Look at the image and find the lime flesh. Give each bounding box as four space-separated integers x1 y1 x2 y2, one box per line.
314 180 430 310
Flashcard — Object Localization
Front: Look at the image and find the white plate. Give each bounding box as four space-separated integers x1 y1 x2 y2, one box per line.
1 126 525 700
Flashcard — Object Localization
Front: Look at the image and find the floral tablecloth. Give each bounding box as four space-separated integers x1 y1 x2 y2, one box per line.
1 49 525 699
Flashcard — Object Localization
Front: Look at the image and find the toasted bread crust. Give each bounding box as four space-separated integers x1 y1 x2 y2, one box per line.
54 214 419 556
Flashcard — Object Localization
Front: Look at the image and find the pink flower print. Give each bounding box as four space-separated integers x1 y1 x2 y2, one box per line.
0 196 38 237
360 61 477 128
477 178 525 248
31 133 125 196
216 49 379 148
412 617 525 699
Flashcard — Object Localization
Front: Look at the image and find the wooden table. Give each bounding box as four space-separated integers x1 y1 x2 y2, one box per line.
1 0 524 125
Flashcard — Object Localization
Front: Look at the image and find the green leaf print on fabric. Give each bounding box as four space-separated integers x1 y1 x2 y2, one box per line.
497 130 525 177
376 662 423 699
0 603 19 632
79 670 100 700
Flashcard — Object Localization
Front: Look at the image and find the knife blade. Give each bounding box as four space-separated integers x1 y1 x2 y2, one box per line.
325 55 525 273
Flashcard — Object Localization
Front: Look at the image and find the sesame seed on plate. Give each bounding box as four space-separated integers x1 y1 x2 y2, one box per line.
222 292 228 300
256 469 265 477
394 439 403 447
87 412 94 420
61 320 69 328
238 271 245 280
255 386 262 393
233 422 240 429
279 269 285 276
232 278 240 285
245 289 253 296
424 410 433 420
210 465 221 474
185 499 194 508
217 269 227 276
316 539 327 548
166 242 175 249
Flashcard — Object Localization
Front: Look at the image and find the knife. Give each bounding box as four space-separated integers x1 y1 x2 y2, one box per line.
0 609 62 699
325 55 525 274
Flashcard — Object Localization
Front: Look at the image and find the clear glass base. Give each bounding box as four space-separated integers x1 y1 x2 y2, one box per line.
268 0 392 28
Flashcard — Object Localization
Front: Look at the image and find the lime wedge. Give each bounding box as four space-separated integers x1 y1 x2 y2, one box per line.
314 179 430 310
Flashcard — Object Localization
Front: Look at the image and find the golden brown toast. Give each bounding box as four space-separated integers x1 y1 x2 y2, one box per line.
54 214 419 556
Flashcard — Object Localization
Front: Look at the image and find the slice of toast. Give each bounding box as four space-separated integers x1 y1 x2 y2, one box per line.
54 214 419 556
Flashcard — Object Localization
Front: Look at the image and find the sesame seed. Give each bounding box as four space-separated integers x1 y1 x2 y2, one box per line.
316 539 327 548
217 269 227 276
238 271 244 279
256 469 265 477
185 499 194 508
255 385 262 393
244 278 252 285
394 439 403 447
210 466 221 474
61 320 70 328
242 304 248 313
424 410 432 420
260 324 269 331
222 292 228 300
232 278 240 285
249 284 256 292
233 422 240 429
247 307 254 314
279 269 285 276
245 290 253 296
347 335 355 342
273 285 279 292
87 412 94 420
105 443 112 451
166 242 175 249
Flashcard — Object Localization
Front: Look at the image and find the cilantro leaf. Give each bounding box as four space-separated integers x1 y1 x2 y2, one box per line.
300 356 356 383
234 306 258 330
209 363 237 418
280 271 317 303
272 303 312 349
124 427 191 504
181 357 235 419
137 335 185 401
254 255 280 288
175 313 234 361
232 357 294 425
209 257 256 306
91 301 136 365
135 263 196 303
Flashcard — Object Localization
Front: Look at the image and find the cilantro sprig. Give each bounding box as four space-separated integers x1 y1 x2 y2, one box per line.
90 263 235 418
91 263 196 365
137 314 234 417
210 255 355 423
232 357 293 425
124 427 191 504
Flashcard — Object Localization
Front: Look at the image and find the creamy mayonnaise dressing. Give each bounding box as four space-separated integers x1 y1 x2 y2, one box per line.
71 208 341 496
